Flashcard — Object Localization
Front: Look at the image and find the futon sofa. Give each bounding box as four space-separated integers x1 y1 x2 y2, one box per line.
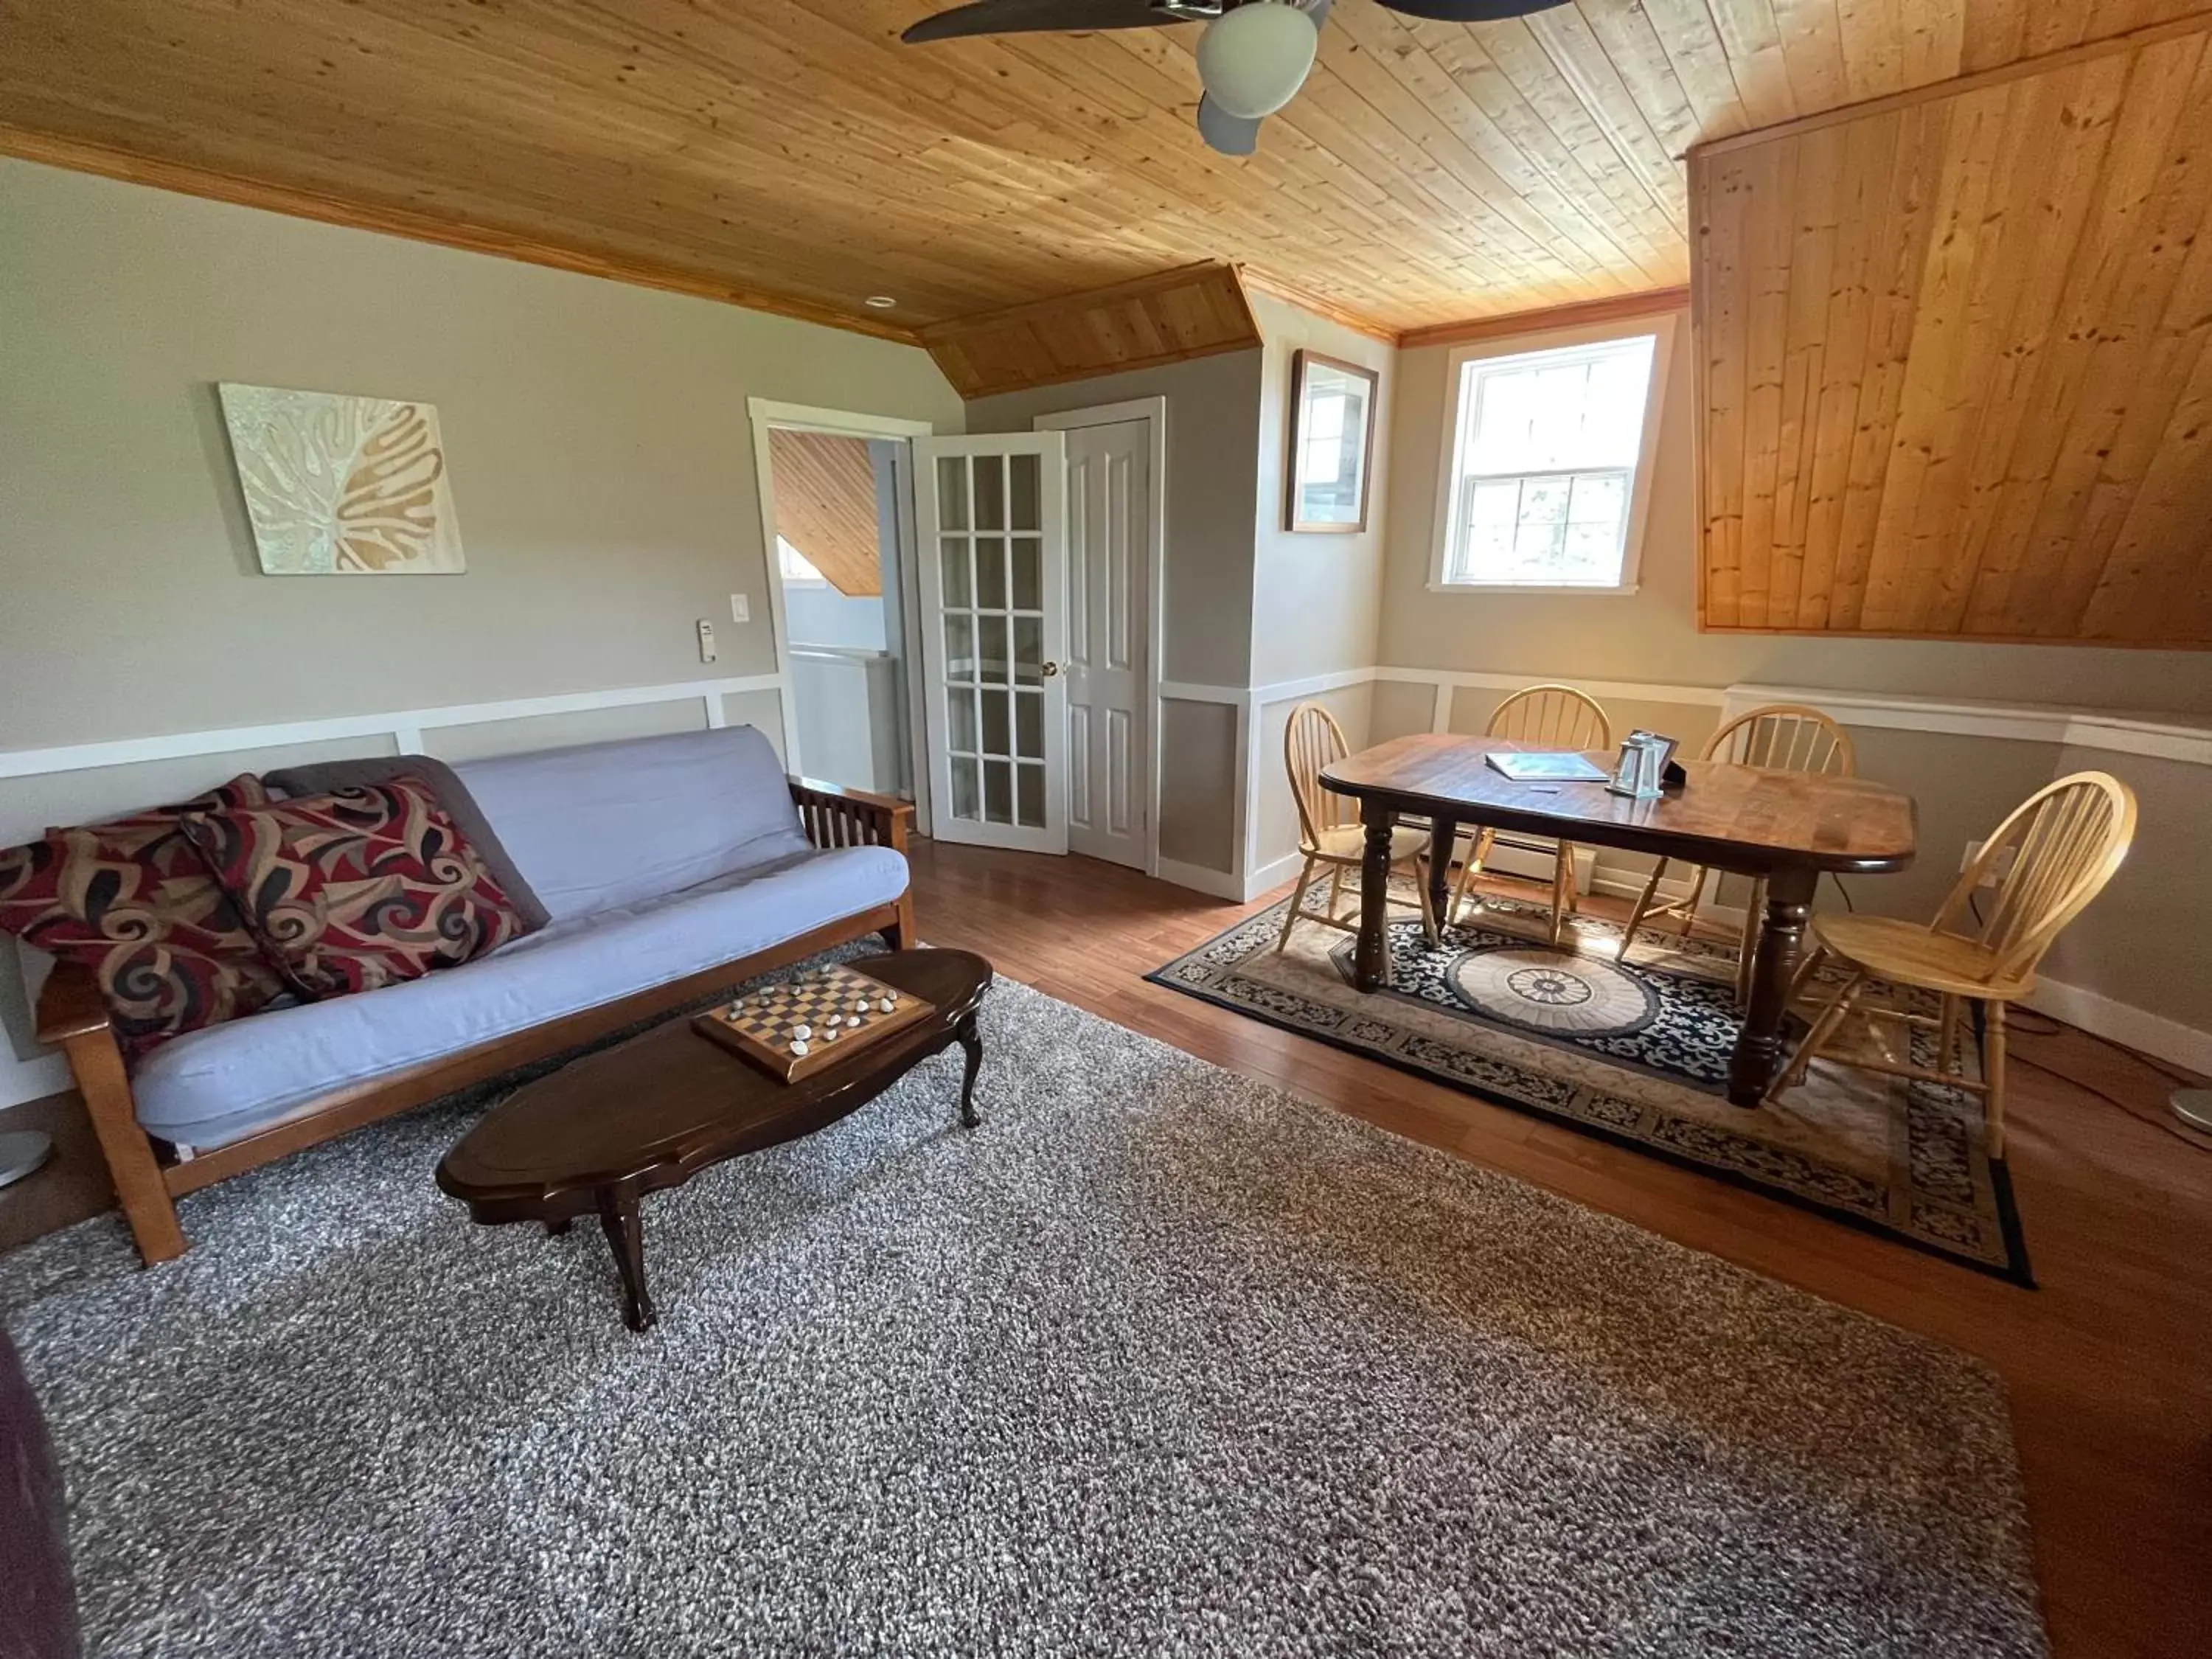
34 726 914 1265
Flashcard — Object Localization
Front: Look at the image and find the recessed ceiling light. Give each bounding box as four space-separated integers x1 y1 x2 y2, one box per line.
863 295 898 309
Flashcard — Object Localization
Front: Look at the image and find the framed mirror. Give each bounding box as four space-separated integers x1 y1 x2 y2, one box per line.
1285 350 1378 533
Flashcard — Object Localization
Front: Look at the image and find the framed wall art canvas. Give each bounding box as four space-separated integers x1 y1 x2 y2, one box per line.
1285 350 1378 534
218 383 465 574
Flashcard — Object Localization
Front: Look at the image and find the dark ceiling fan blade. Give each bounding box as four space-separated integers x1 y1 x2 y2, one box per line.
1197 94 1262 156
1371 0 1568 21
902 0 1188 45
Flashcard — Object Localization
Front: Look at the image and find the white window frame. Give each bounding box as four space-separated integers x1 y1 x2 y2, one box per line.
1427 311 1677 597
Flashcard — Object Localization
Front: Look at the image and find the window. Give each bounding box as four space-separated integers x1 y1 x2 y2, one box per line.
1431 320 1673 593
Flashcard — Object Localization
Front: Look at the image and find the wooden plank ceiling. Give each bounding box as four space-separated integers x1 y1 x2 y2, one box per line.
768 430 885 595
1694 18 2212 647
3 1 2204 343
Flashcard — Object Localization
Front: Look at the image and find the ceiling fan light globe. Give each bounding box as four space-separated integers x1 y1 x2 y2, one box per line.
1195 3 1318 121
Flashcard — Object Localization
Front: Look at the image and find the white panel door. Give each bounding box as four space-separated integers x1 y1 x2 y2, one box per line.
1063 420 1151 869
913 434 1068 853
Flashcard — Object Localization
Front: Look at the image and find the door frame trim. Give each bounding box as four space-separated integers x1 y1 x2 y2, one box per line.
1032 397 1168 877
745 398 936 818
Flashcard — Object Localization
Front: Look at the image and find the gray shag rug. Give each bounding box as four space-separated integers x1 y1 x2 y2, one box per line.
0 975 2045 1658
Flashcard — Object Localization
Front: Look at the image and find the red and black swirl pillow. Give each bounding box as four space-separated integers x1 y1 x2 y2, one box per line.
0 776 293 1062
178 776 527 1000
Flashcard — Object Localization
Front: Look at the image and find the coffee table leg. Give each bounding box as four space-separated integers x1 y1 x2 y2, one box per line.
597 1194 656 1332
956 1014 984 1130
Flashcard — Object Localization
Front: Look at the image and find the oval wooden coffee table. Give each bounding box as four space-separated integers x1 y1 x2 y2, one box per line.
437 949 992 1332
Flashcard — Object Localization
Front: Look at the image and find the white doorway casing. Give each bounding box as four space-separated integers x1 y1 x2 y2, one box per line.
744 397 935 830
1034 399 1167 877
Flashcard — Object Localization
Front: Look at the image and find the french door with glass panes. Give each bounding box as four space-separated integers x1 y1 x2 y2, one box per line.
913 434 1068 852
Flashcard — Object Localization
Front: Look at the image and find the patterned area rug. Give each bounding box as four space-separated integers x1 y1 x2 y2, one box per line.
2 974 2044 1657
1151 885 2030 1282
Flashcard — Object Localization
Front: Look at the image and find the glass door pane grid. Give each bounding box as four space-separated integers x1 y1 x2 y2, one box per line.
940 452 1047 827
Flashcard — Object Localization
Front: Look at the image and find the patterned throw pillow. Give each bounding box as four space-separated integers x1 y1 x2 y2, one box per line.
0 776 293 1062
181 776 526 999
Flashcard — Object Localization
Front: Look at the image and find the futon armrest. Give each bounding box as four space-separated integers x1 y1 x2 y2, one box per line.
788 776 914 855
35 957 112 1046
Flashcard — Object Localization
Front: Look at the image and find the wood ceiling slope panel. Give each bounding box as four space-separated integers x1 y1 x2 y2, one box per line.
1693 19 2212 646
768 431 885 597
921 262 1260 399
7 1 2212 341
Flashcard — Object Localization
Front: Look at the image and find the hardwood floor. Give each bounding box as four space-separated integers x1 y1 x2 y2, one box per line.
904 839 2212 1659
1 838 2204 1653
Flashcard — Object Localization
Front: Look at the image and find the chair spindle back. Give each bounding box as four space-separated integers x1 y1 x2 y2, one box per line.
1933 772 2138 981
1284 703 1356 852
1486 684 1613 751
1704 704 1856 776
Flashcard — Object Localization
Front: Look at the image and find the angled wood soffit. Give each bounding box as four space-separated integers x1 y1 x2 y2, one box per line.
1692 14 2212 648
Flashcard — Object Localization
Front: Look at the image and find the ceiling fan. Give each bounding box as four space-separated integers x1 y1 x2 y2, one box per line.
900 0 1568 156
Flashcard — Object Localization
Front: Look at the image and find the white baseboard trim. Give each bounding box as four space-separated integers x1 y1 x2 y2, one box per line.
0 1052 69 1112
2025 978 2212 1076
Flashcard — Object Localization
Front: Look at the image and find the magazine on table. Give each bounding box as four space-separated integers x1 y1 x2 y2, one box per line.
1484 750 1612 784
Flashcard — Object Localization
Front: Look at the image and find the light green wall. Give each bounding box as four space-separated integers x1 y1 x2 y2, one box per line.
0 158 964 753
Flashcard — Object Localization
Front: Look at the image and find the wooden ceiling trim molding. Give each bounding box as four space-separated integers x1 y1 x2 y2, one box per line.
1234 266 1397 344
767 430 884 597
0 125 924 347
1398 285 1691 352
1692 22 2212 648
919 261 1262 400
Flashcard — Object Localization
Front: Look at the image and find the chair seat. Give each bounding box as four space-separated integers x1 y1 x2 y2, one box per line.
1310 824 1430 863
1810 914 2031 1000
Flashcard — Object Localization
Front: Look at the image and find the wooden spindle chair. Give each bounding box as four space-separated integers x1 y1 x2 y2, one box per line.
1767 772 2138 1158
1276 703 1436 981
1447 684 1612 945
1621 704 1855 1001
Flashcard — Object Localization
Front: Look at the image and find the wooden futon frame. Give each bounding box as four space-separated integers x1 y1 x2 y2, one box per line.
36 777 915 1267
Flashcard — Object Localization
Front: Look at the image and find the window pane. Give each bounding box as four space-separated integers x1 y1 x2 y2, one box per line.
936 458 968 531
950 686 978 754
1012 615 1043 686
983 758 1013 824
1011 536 1042 611
1016 762 1046 830
950 754 981 821
975 535 1007 609
975 457 1006 530
978 613 1009 684
1009 453 1040 532
940 538 972 608
1015 688 1042 757
944 613 975 681
981 687 1010 757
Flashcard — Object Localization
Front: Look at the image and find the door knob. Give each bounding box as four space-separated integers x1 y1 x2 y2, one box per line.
1040 661 1060 678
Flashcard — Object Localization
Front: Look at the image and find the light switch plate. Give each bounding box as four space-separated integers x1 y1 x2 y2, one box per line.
696 619 717 663
730 593 750 623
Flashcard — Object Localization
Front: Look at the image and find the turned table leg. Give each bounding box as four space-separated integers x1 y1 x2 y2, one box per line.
597 1191 656 1332
1728 866 1817 1107
1353 796 1395 992
1427 814 1459 934
956 1013 984 1129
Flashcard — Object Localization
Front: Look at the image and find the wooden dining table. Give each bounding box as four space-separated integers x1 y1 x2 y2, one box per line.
1321 734 1917 1107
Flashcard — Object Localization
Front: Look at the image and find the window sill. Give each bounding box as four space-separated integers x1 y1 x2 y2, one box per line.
1426 581 1641 597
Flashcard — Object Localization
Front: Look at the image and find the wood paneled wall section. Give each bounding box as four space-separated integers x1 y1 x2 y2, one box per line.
767 430 882 597
920 262 1260 400
1693 22 2212 647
